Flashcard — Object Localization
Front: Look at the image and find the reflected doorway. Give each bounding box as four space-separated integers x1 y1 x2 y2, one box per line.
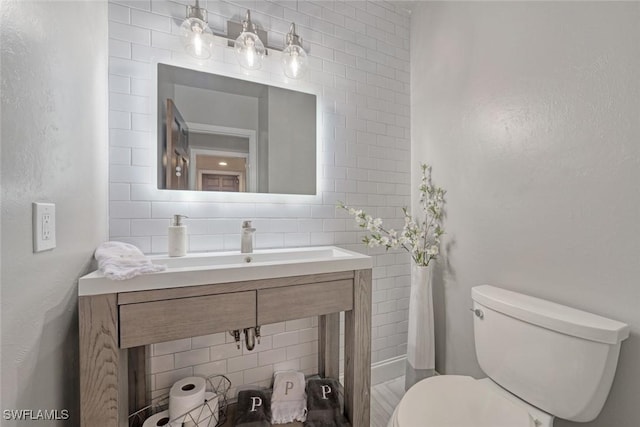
193 153 247 192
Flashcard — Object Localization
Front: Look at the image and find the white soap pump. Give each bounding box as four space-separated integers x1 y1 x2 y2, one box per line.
168 214 188 257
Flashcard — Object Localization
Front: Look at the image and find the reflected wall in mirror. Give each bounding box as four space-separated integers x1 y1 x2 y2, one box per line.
158 63 317 195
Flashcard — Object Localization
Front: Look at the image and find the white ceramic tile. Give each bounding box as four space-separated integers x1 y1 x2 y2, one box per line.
273 359 300 373
193 359 227 377
130 218 170 236
109 21 151 45
259 322 286 336
109 38 132 60
258 348 287 366
243 365 275 384
131 43 172 63
228 354 258 373
109 110 132 129
150 354 174 374
210 343 243 361
110 183 131 201
286 342 317 360
285 318 312 331
283 232 310 247
299 354 317 371
151 235 168 253
254 232 284 249
110 201 151 218
174 348 210 369
272 331 299 349
112 0 151 12
131 148 154 166
110 165 153 184
153 338 191 356
131 9 172 32
109 218 131 236
155 366 193 390
109 2 130 23
110 147 131 165
298 327 318 344
310 232 334 245
131 113 151 131
109 92 148 113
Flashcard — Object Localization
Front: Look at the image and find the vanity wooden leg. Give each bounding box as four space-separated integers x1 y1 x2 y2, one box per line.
344 269 372 427
128 346 149 427
318 312 340 379
79 293 120 427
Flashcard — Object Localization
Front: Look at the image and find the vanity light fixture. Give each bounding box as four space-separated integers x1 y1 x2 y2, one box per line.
282 23 308 79
179 0 214 59
234 10 266 70
178 7 310 78
218 161 228 166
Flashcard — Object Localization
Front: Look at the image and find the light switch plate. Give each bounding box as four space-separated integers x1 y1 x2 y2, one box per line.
33 202 56 252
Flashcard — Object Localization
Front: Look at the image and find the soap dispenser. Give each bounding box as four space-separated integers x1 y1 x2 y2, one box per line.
168 214 188 257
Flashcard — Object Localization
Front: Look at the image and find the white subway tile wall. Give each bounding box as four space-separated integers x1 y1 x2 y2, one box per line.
108 0 411 397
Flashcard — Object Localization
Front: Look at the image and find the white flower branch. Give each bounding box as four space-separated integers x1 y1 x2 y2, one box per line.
338 163 446 267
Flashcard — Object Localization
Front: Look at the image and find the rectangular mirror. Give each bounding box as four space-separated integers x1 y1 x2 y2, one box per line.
158 63 317 195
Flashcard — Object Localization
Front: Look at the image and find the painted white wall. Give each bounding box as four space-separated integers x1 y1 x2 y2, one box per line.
108 0 411 398
411 2 640 426
0 1 108 425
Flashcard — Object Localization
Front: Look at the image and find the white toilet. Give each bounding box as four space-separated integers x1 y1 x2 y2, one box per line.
389 285 629 427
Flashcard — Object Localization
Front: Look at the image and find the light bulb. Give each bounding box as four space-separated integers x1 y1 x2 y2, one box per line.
290 52 299 75
193 33 203 57
235 31 265 70
246 38 255 68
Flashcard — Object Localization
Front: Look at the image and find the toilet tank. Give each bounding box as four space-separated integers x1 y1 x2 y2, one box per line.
472 285 629 422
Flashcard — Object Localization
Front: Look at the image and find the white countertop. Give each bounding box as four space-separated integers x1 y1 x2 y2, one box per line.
78 246 372 296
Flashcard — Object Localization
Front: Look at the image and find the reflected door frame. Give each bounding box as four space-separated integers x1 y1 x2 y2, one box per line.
197 169 244 192
189 148 249 192
186 123 257 192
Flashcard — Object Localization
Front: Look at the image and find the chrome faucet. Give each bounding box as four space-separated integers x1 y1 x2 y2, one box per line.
241 220 255 253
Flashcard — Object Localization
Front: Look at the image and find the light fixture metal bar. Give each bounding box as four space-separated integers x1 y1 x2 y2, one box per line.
225 20 275 54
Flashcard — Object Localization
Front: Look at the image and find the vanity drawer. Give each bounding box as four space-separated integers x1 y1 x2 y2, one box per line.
257 280 353 325
119 291 256 348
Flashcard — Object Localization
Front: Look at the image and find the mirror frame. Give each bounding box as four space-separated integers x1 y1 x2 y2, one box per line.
150 57 322 202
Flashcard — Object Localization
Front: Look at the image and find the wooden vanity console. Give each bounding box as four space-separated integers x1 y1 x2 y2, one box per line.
79 268 372 427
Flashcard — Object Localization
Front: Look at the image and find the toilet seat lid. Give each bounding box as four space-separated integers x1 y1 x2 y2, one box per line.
396 375 535 427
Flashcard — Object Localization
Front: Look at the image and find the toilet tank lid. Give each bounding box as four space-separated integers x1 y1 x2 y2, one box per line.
472 285 629 345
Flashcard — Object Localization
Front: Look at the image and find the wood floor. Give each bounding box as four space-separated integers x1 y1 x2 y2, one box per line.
370 376 405 427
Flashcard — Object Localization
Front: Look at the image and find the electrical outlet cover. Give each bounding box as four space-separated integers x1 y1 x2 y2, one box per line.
33 202 56 252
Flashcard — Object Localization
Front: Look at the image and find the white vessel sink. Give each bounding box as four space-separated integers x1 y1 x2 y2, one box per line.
79 246 372 296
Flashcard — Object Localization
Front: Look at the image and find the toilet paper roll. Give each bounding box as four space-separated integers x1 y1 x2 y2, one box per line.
169 376 206 426
142 410 172 427
183 391 219 427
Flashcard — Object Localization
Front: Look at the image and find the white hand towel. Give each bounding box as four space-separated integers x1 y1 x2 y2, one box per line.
271 370 307 424
95 241 166 280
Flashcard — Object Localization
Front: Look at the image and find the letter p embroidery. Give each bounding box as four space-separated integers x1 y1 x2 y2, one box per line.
321 384 332 400
250 396 262 412
285 381 294 395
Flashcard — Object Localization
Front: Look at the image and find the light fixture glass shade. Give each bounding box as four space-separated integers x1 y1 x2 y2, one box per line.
235 30 265 70
282 23 308 79
282 44 308 79
180 16 214 59
234 10 265 70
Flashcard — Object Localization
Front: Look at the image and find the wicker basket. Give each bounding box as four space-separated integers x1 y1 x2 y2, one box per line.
129 374 231 427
